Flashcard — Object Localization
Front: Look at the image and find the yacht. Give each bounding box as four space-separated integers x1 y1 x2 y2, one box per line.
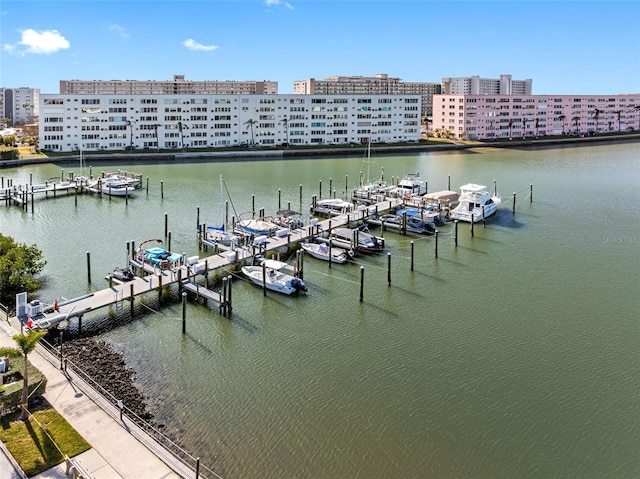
449 184 501 222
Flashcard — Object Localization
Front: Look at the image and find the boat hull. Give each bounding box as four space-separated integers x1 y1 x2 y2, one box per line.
241 266 307 295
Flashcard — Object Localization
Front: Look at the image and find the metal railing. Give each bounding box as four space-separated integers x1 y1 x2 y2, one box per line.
38 339 223 479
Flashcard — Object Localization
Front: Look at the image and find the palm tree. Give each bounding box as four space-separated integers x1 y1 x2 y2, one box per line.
634 105 640 130
613 110 623 132
572 116 580 135
280 117 289 148
534 117 540 138
177 121 188 152
521 117 527 138
508 118 514 140
558 114 566 135
125 120 134 150
244 118 256 147
592 108 600 134
0 330 47 420
152 123 161 151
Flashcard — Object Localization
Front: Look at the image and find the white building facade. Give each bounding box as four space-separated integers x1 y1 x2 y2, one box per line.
60 75 278 95
432 94 640 140
441 75 532 95
294 73 441 117
39 93 422 152
1 87 40 125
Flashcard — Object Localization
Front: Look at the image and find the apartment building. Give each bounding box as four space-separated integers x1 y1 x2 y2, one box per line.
294 73 441 117
59 75 278 95
38 93 422 152
1 87 40 125
441 74 532 95
432 94 640 140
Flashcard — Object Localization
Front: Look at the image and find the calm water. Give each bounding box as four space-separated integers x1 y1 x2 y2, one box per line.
1 142 639 478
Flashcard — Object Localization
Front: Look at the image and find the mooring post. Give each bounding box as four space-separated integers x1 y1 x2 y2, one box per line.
74 183 78 207
530 184 533 203
328 238 333 268
252 195 255 218
164 213 168 241
225 201 229 227
410 240 414 271
86 251 91 284
482 206 486 227
31 187 35 213
196 206 200 227
359 266 365 302
494 179 497 196
345 175 348 198
278 189 281 210
168 231 172 251
160 180 164 199
513 192 517 214
435 230 439 258
262 262 267 297
129 283 135 316
177 269 182 295
455 220 459 246
329 178 333 198
471 216 475 237
227 275 233 316
146 177 149 194
182 292 187 334
195 458 200 479
319 179 322 199
221 277 228 315
448 175 451 191
387 252 391 286
159 271 164 300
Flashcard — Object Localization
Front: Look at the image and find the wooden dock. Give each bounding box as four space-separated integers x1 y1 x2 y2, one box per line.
25 197 403 331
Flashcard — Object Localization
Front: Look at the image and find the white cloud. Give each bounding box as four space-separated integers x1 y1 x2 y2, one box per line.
266 0 294 9
3 29 70 55
107 24 130 39
183 39 218 52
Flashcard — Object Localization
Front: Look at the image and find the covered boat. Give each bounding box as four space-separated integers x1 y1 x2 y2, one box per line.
136 239 184 270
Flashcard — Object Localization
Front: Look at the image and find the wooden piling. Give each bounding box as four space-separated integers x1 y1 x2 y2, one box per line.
182 292 187 334
359 266 364 302
319 180 322 199
146 177 149 194
86 251 91 284
227 275 233 315
164 213 168 240
387 252 391 286
410 240 414 271
168 231 172 251
196 206 200 227
262 262 267 297
129 283 135 316
471 215 475 237
278 189 281 210
513 192 516 214
160 180 164 199
530 184 533 202
434 230 439 258
455 220 458 246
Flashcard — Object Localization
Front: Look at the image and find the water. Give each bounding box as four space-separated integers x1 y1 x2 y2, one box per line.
1 142 639 478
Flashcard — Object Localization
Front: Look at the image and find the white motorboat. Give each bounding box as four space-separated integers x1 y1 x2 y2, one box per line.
319 227 385 254
393 173 427 199
310 198 355 216
241 259 307 295
100 177 135 196
300 242 353 264
449 183 501 222
366 208 441 235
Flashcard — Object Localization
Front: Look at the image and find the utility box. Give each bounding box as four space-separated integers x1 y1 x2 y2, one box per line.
26 300 43 317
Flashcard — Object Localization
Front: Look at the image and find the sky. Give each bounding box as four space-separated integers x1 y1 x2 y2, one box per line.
1 0 639 95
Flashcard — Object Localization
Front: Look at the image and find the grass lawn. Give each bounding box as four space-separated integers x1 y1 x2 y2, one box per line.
0 405 91 476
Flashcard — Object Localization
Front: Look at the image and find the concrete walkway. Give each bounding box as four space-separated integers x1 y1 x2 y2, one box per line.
0 317 189 479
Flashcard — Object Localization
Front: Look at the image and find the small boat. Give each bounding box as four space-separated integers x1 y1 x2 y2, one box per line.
234 217 280 236
367 209 439 235
135 239 184 270
109 267 135 282
393 173 427 199
319 227 385 254
300 242 354 264
272 210 305 230
100 177 135 196
310 198 355 216
449 183 501 223
241 259 307 295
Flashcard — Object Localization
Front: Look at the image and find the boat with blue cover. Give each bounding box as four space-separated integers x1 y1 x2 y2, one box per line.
136 239 184 270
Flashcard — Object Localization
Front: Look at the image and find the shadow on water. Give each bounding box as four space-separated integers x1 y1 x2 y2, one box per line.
228 314 260 335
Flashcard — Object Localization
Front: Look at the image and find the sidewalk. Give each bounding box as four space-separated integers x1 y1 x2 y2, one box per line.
0 317 186 479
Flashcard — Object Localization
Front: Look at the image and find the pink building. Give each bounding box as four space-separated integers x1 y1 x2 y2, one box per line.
431 94 640 140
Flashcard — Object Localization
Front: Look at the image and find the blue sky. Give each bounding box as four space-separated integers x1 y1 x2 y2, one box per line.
1 0 639 95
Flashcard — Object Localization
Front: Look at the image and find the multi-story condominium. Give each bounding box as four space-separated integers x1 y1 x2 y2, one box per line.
294 73 441 117
1 87 40 125
38 93 422 152
432 94 640 140
59 75 278 95
441 75 532 95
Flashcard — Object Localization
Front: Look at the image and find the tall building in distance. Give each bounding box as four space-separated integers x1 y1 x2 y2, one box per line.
59 75 278 95
441 74 532 95
1 87 40 125
294 73 442 117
